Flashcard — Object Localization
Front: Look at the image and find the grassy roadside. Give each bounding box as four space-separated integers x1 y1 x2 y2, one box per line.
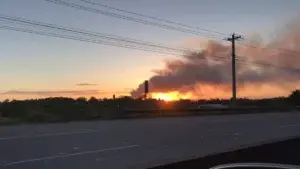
1 108 298 126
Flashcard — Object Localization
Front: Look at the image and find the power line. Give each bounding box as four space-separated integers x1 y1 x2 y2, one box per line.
228 54 300 72
0 21 229 61
0 15 193 54
44 0 226 41
0 25 183 56
0 15 299 73
68 0 300 56
1 23 299 73
0 24 231 61
235 56 300 73
0 15 228 59
237 39 300 56
79 0 228 37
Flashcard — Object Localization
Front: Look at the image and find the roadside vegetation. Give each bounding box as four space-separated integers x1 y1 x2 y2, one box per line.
0 90 299 125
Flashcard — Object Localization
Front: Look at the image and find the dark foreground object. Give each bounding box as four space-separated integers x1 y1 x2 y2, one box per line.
150 137 300 169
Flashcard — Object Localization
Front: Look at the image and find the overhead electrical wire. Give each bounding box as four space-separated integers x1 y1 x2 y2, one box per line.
1 24 298 74
235 56 300 73
44 0 226 41
0 15 299 73
236 40 300 57
0 24 184 56
79 0 228 37
0 16 231 60
0 15 192 54
65 0 300 56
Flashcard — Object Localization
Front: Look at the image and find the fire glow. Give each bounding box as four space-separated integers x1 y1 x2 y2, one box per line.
150 91 192 101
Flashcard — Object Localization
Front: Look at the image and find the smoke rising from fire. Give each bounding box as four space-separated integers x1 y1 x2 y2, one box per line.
131 21 300 99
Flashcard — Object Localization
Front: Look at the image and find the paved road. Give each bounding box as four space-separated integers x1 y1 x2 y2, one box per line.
0 112 300 169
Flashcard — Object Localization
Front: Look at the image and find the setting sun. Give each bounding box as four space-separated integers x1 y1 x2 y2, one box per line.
150 91 191 101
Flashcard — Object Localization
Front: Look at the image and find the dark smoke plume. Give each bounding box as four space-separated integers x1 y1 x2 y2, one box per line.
131 21 300 99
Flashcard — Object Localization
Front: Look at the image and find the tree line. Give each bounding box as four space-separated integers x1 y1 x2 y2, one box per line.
0 90 299 124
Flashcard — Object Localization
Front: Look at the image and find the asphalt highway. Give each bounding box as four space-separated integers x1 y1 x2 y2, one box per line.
0 112 300 169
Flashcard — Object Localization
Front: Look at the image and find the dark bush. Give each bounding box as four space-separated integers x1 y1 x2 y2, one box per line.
288 90 300 105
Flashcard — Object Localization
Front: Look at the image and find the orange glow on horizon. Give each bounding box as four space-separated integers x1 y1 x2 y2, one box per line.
150 91 192 101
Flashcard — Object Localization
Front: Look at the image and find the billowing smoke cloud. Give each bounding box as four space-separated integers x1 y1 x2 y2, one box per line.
131 21 300 99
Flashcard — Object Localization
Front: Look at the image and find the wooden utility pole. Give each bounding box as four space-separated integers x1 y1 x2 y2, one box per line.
226 33 242 106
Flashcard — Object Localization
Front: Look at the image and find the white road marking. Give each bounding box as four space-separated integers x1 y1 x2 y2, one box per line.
0 129 99 141
279 124 300 128
4 145 140 166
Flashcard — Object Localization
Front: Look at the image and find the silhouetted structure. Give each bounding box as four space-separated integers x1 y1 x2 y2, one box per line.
226 33 242 106
144 80 149 99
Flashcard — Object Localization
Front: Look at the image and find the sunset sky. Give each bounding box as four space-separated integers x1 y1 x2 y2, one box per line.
0 0 299 100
